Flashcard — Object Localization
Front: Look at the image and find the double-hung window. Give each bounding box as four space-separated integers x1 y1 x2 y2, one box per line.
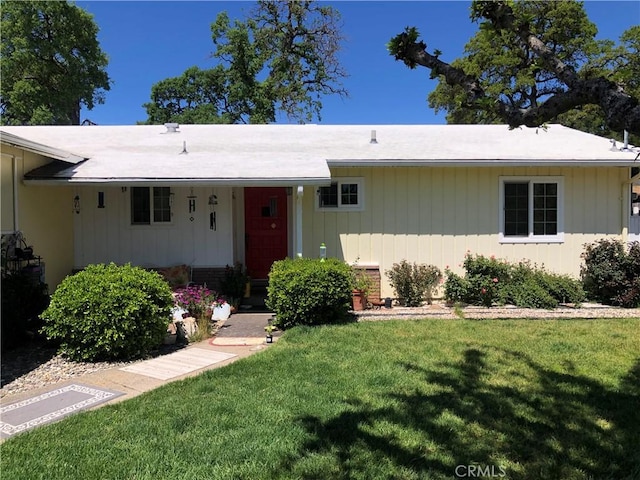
317 178 364 211
499 176 563 243
131 187 172 225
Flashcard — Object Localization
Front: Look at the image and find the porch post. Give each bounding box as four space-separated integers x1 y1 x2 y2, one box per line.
296 185 304 257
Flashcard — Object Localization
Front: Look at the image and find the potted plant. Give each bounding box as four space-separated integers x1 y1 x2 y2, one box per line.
265 324 276 343
351 268 372 311
220 262 250 306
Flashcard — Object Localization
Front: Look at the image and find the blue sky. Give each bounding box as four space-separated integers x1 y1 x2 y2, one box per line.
77 1 640 126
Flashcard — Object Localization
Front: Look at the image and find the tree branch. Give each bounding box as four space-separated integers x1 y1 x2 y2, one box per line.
388 4 640 136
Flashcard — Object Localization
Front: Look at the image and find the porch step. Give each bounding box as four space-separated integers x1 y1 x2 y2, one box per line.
240 284 271 312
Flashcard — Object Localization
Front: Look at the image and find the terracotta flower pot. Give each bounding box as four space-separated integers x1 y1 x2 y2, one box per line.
352 290 367 311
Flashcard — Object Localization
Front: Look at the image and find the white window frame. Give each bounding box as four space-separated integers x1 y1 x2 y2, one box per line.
499 176 564 244
130 186 173 225
316 177 365 212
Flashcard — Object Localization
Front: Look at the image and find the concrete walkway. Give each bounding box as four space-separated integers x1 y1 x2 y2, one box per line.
0 312 275 439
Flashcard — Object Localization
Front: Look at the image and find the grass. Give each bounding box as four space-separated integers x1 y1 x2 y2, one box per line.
2 318 639 480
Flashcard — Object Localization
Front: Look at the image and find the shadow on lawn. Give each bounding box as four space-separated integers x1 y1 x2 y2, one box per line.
284 349 640 479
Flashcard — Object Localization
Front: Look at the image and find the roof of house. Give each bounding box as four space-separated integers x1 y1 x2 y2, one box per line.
1 124 638 185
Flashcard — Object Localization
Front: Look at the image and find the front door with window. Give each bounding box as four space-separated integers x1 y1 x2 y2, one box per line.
244 187 288 279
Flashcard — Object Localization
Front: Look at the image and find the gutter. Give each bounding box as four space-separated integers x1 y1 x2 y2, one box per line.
327 158 640 168
23 177 334 187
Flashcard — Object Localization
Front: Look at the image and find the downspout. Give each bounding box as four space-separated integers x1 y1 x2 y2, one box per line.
1 153 20 231
12 155 19 231
295 185 304 257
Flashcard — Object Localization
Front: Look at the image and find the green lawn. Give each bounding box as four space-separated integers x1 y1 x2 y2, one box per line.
2 319 639 480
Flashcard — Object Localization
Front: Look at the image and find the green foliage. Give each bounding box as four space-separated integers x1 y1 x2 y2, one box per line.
40 263 173 361
219 262 249 303
143 1 347 125
426 0 639 141
444 253 585 308
351 267 372 295
1 272 49 349
387 27 422 69
385 260 442 307
431 1 600 123
581 239 640 307
266 257 353 329
1 1 110 125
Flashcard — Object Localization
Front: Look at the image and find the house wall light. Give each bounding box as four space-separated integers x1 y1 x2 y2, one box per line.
73 195 80 214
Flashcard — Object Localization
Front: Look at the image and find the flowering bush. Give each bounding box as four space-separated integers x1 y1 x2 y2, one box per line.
444 253 584 308
581 239 640 307
174 285 217 318
385 260 442 307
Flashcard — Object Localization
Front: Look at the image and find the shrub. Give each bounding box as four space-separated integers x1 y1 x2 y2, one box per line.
444 253 584 309
266 258 353 329
40 263 174 361
581 239 640 307
385 260 442 307
443 270 469 305
1 272 49 349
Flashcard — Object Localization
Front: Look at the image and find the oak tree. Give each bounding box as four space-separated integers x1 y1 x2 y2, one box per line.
388 0 640 138
144 0 347 125
1 1 110 125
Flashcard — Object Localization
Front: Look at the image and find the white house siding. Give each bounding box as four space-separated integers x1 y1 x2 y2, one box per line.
0 147 74 288
73 186 234 270
304 166 629 298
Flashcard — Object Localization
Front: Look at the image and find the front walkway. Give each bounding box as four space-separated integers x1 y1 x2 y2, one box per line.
0 312 275 440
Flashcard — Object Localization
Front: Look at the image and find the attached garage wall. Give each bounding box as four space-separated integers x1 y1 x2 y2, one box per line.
304 166 627 297
0 147 74 290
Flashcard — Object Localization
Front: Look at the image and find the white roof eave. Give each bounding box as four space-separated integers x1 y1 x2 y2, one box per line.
0 130 87 163
327 158 640 168
23 176 332 187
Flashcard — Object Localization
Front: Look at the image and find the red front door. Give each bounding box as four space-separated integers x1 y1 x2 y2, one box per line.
244 187 288 279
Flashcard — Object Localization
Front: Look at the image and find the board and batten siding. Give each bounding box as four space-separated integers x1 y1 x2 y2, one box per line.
0 147 74 289
73 186 234 270
304 166 629 298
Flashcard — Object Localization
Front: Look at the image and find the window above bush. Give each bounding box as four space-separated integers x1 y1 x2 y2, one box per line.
499 176 564 243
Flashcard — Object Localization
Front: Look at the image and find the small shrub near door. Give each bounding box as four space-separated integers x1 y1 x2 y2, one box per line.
581 239 640 307
385 260 442 307
266 258 353 329
40 263 174 361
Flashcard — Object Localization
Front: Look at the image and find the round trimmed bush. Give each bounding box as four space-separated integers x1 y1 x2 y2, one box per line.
40 263 174 361
266 257 353 329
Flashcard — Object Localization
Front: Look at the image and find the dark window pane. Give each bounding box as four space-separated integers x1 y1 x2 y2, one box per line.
341 183 359 205
504 182 529 236
131 187 150 224
319 183 338 207
532 182 558 236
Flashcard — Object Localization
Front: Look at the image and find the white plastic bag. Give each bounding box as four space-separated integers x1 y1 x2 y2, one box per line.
211 302 231 321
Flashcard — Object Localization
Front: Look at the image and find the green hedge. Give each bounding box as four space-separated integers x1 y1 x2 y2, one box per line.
40 263 174 361
266 258 353 329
